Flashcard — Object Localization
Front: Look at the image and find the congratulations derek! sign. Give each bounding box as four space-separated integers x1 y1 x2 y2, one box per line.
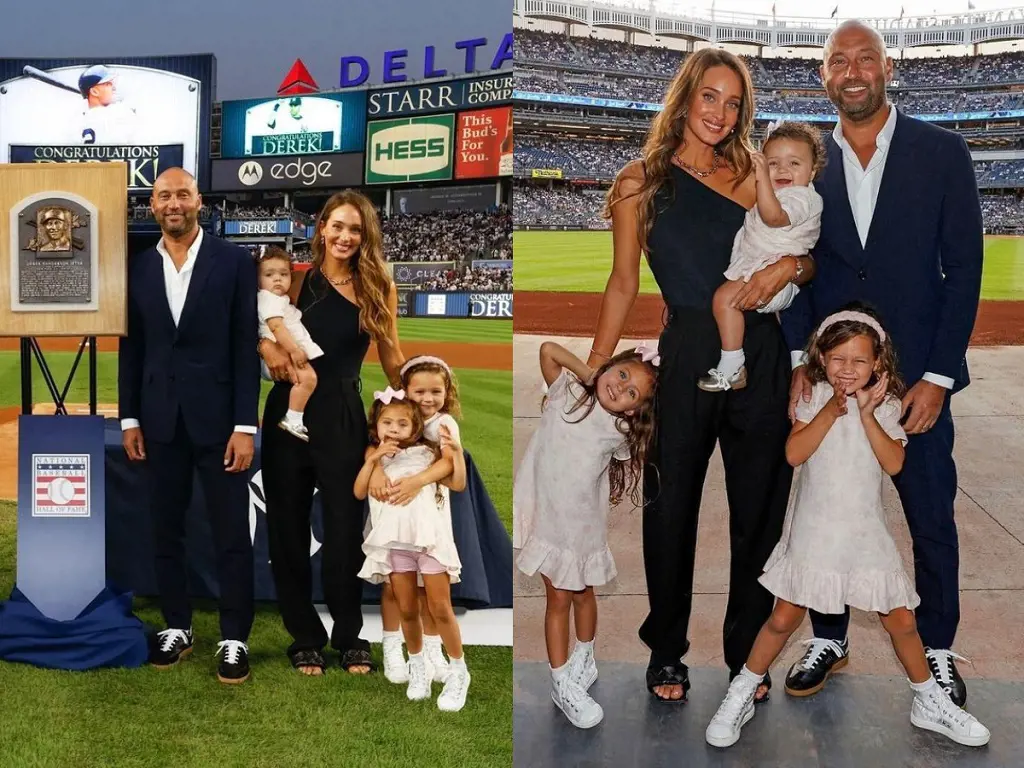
365 114 454 184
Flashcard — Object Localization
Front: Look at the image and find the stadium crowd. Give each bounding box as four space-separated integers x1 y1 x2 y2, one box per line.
421 266 513 292
382 208 512 263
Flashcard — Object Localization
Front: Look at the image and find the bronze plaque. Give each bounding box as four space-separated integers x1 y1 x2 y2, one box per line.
15 197 93 305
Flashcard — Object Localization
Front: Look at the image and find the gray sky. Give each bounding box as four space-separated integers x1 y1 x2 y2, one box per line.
0 0 511 100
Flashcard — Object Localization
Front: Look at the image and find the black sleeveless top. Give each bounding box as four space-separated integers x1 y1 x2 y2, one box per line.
647 166 748 310
296 267 370 382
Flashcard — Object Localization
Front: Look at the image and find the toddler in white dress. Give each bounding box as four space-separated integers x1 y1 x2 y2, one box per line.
705 305 990 750
354 387 469 712
514 342 659 729
256 247 323 441
699 121 824 392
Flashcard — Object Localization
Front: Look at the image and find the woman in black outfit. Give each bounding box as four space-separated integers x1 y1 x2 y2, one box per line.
259 190 404 676
588 49 816 703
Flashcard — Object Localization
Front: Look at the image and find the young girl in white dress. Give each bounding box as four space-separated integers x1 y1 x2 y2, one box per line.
256 247 323 441
699 121 824 392
355 388 470 712
705 305 991 749
377 356 467 686
514 342 659 729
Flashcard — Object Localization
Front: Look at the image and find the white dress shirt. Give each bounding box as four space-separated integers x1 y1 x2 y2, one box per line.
122 227 257 434
793 105 954 390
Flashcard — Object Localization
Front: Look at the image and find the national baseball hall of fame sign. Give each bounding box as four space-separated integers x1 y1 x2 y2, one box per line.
11 195 97 310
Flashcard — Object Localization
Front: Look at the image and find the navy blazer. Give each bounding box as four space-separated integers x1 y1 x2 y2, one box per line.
780 111 983 393
118 231 260 446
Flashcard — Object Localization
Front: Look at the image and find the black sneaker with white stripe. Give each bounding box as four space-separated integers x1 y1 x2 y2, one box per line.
216 640 250 684
925 648 968 708
150 628 194 668
784 638 849 697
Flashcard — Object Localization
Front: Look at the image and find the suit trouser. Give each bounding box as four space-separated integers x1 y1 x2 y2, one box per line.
262 378 370 657
148 411 255 641
639 307 793 676
810 398 959 650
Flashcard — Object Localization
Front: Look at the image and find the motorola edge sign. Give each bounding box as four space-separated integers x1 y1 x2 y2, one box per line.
210 152 364 191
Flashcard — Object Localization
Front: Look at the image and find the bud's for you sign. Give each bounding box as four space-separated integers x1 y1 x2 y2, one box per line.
365 114 454 184
455 106 512 180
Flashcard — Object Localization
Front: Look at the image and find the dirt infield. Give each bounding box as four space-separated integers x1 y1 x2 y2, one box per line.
515 292 1024 346
0 337 511 371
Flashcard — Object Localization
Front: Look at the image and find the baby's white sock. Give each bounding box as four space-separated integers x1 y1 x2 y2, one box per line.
716 349 745 378
285 408 304 425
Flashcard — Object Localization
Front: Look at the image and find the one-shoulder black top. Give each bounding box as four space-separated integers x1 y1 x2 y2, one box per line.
295 267 370 382
646 166 748 310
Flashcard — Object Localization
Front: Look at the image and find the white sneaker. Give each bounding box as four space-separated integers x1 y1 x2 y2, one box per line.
911 686 991 747
705 673 759 748
437 664 471 712
406 654 431 701
568 643 598 691
277 419 309 442
424 636 450 683
551 675 603 729
382 635 408 684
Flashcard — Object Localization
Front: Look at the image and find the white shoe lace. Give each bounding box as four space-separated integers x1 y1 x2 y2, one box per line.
705 369 730 389
409 658 428 689
442 668 468 700
711 676 756 727
557 678 591 716
383 638 406 671
797 638 846 671
157 628 190 653
216 640 248 665
926 648 971 687
926 687 976 730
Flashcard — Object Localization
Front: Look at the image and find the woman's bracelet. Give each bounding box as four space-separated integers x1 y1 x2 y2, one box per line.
590 347 611 360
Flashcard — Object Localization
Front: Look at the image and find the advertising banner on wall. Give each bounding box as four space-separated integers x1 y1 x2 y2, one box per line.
407 290 512 319
220 92 366 158
390 261 456 285
365 113 454 185
531 168 563 179
367 72 512 118
0 56 212 191
211 152 363 191
393 184 494 214
454 105 511 180
223 219 294 236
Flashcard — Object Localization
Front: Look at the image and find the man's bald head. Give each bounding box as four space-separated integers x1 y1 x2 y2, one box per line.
824 20 887 63
151 167 202 238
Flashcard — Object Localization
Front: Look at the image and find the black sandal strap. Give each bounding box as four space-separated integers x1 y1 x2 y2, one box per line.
340 648 377 672
290 649 326 672
646 661 690 703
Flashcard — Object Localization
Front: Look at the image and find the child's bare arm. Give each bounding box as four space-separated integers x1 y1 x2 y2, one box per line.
353 446 379 500
785 385 845 466
266 317 301 355
540 341 594 387
752 152 790 228
387 455 455 506
862 415 906 476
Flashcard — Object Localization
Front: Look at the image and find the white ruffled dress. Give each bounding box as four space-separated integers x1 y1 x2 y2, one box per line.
758 382 920 614
513 371 629 591
358 444 462 584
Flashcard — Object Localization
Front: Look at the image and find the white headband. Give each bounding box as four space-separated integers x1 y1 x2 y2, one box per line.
400 355 452 378
816 311 887 343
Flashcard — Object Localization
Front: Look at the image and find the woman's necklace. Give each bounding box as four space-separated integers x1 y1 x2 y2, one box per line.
321 266 354 286
673 149 720 179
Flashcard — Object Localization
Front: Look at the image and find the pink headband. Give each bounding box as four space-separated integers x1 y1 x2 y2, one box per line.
400 355 452 378
816 311 887 343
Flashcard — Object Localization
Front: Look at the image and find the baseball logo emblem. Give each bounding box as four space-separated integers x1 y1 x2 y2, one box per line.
238 161 263 185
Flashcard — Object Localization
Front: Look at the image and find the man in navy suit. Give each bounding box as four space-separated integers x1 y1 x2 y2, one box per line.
118 168 259 684
779 21 983 707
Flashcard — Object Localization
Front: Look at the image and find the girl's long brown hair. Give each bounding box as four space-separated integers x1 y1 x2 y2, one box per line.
804 302 906 399
312 190 394 346
604 48 756 253
561 350 658 508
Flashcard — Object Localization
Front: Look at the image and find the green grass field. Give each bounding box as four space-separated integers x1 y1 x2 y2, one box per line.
514 230 1024 301
0 319 511 768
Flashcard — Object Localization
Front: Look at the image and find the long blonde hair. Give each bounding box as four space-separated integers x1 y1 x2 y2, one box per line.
605 48 756 253
312 190 394 346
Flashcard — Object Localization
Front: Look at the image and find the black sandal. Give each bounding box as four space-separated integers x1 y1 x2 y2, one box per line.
646 660 690 703
755 671 772 704
340 648 377 673
290 649 326 675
